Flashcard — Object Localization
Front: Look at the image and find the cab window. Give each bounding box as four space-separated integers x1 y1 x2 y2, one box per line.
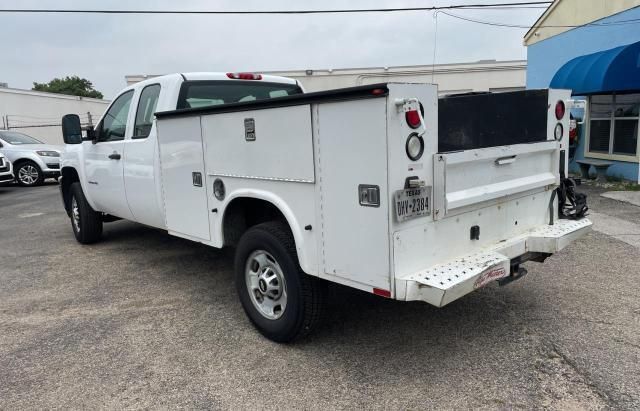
177 81 302 109
99 90 134 142
133 84 161 139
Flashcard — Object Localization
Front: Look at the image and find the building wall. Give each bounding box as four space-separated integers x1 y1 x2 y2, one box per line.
261 60 526 95
526 7 640 182
126 60 527 96
524 0 640 46
0 88 110 145
527 7 640 89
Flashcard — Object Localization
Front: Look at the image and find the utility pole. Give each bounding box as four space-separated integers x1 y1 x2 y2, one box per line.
87 111 93 127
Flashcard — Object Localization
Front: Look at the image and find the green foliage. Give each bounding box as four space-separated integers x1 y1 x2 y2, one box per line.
603 175 640 191
32 76 103 99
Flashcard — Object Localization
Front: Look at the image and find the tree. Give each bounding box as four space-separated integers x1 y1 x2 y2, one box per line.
33 76 104 99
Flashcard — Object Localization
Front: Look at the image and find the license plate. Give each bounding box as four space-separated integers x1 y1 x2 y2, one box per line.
395 187 430 222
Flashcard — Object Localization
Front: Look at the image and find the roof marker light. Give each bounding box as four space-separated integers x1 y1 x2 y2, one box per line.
226 72 263 80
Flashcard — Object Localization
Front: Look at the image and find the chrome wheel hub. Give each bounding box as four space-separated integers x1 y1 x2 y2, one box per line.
245 250 287 320
71 197 80 233
18 164 39 185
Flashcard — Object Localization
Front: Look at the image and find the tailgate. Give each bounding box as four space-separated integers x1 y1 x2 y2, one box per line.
433 141 559 219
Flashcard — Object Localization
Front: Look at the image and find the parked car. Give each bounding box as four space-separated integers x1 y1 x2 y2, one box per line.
0 153 14 184
0 130 63 186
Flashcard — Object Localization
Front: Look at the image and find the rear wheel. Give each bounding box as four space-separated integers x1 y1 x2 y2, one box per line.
15 160 44 186
235 221 326 342
69 182 103 244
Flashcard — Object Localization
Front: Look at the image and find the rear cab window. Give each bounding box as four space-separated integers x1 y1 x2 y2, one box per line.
176 80 303 109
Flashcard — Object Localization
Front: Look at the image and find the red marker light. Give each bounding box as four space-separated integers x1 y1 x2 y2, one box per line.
555 100 565 120
405 110 421 129
226 72 263 80
371 88 386 96
373 288 391 298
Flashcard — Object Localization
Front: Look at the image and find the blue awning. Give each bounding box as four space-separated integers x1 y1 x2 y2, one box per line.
550 40 640 95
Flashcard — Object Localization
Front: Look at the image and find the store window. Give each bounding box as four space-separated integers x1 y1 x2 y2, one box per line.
588 94 639 157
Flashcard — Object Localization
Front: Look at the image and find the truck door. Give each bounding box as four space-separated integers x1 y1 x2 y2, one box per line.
123 83 165 229
83 90 134 220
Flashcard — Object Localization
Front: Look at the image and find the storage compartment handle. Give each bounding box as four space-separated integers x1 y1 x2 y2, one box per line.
495 155 517 166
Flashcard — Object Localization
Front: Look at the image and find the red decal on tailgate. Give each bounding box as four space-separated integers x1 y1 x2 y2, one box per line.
473 266 508 289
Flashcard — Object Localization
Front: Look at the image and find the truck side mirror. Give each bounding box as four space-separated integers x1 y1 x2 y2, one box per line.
61 114 83 144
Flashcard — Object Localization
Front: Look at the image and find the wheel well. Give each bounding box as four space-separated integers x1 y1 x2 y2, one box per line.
222 197 289 247
12 158 38 170
61 167 80 217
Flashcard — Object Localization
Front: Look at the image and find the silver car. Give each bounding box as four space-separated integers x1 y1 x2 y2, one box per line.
0 153 14 184
0 130 63 186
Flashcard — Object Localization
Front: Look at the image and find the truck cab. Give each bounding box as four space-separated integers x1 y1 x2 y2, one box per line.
60 72 303 230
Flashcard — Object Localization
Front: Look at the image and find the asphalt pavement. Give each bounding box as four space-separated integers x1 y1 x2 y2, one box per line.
1 182 639 409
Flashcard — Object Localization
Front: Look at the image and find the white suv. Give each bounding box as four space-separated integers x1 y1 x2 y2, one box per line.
0 131 63 186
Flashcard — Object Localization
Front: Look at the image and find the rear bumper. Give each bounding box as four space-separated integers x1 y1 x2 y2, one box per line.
398 218 592 307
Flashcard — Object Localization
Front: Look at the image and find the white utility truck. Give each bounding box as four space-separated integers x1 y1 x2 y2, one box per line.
60 72 591 342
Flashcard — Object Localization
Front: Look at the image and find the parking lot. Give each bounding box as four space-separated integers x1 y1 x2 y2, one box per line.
1 182 639 409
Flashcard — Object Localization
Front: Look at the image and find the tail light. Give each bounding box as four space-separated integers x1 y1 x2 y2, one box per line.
554 123 564 141
406 133 425 161
226 72 263 80
555 100 565 120
405 110 421 129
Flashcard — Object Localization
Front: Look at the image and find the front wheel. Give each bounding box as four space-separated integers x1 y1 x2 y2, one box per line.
235 222 326 342
69 182 103 244
15 161 44 186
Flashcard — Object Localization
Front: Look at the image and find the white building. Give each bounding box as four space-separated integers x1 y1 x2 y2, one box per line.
126 60 526 95
0 86 110 145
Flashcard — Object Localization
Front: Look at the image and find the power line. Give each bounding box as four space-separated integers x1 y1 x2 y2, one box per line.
440 10 640 29
0 2 553 15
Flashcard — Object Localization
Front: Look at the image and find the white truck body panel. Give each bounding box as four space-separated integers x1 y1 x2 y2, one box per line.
157 116 211 241
202 105 315 182
315 98 391 289
152 82 590 303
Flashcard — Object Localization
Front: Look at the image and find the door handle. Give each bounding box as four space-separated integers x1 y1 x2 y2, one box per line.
108 152 121 160
495 155 516 165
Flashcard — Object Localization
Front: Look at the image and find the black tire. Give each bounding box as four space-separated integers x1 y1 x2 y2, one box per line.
69 182 103 244
235 221 326 343
14 160 44 187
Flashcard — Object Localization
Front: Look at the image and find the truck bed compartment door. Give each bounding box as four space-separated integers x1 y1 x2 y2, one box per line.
433 141 559 219
156 116 211 241
317 99 391 289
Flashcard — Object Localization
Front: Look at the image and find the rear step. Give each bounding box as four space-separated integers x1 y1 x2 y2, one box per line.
401 218 592 307
403 251 511 307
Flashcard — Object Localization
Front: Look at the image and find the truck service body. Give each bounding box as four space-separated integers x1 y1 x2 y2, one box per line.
60 72 591 341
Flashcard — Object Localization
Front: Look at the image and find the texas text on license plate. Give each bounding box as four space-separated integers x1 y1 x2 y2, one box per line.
395 187 431 222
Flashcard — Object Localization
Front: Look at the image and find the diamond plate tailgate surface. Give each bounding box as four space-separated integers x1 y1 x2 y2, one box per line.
403 251 510 307
400 218 591 307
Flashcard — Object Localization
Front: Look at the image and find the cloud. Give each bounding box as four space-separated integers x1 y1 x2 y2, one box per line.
0 0 543 98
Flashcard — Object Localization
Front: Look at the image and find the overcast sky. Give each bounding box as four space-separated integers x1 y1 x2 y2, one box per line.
0 0 545 99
